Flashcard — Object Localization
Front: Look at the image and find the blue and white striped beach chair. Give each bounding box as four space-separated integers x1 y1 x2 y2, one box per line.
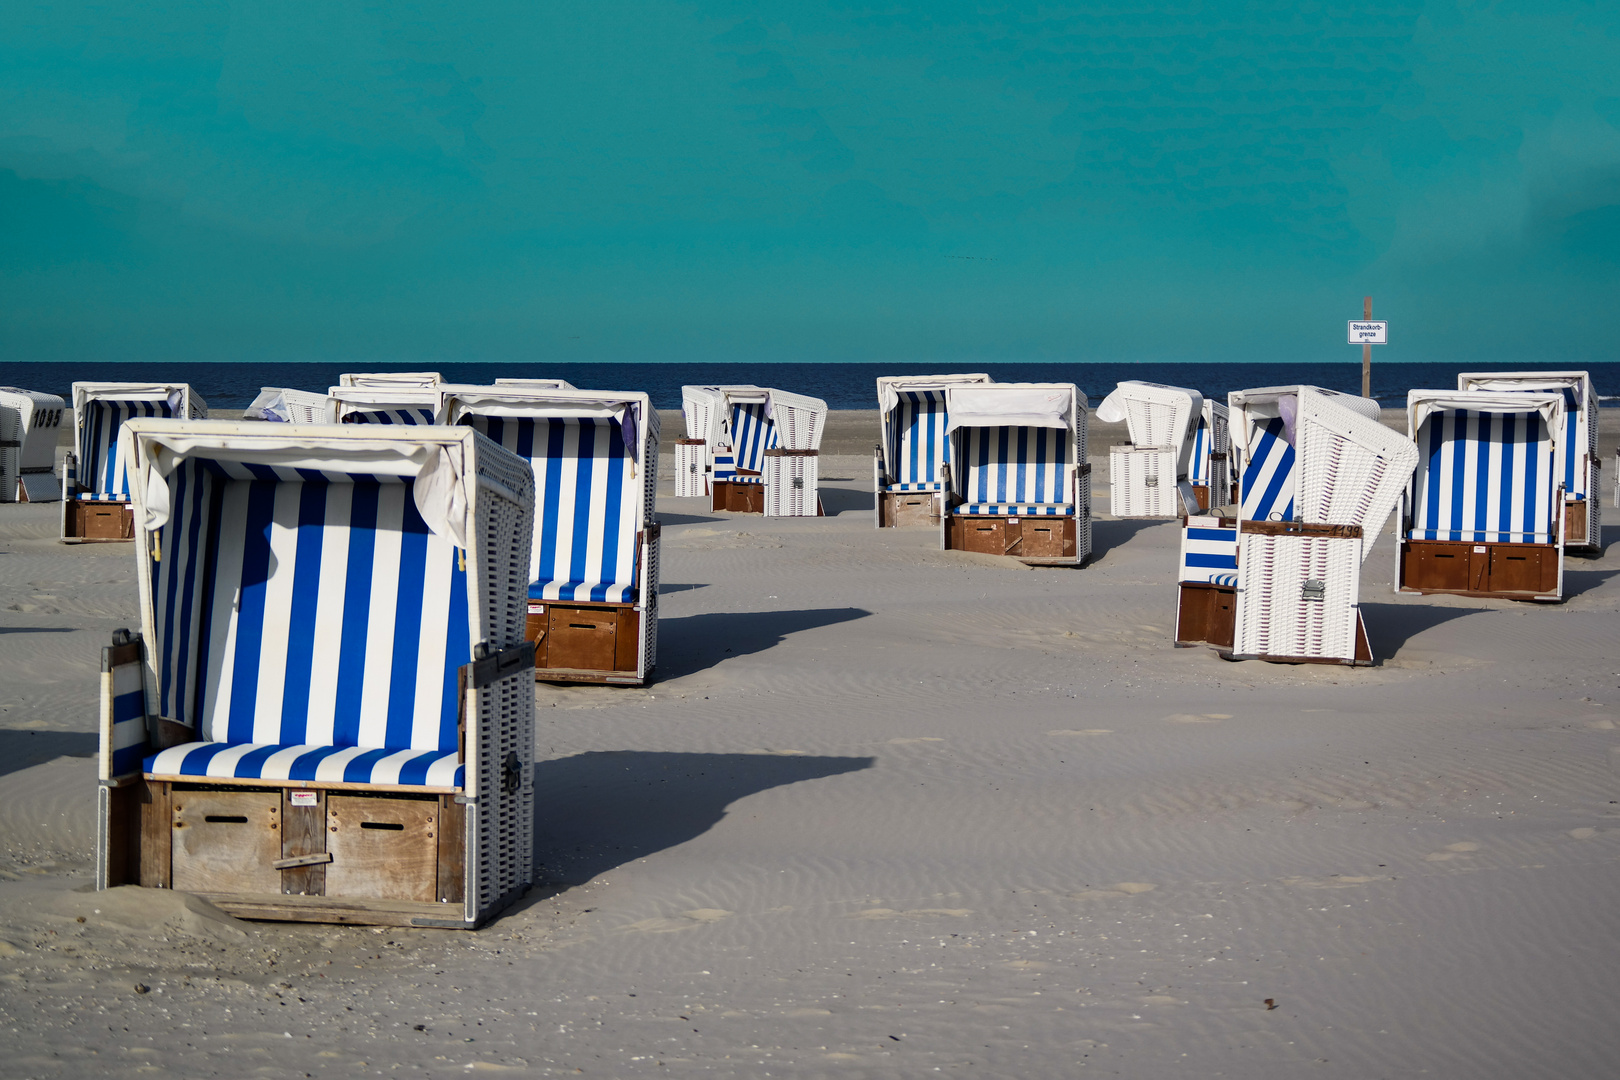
1458 372 1599 552
329 385 442 427
63 383 208 542
939 383 1091 565
339 371 443 388
1187 398 1231 512
874 374 992 527
244 387 335 424
682 385 827 515
1399 390 1565 601
97 421 537 927
442 387 661 684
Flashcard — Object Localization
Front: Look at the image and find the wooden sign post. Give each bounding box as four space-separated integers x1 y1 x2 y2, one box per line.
1361 297 1371 398
1347 299 1386 399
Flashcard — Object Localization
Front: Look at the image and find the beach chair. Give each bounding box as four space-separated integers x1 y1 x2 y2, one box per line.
939 383 1092 565
441 386 661 685
1097 381 1204 518
682 385 828 515
1458 372 1599 553
1188 398 1232 511
493 378 576 390
1397 389 1565 602
1177 386 1416 663
339 371 443 388
244 387 335 424
0 387 67 502
95 421 537 927
329 385 444 426
873 374 993 528
62 383 208 542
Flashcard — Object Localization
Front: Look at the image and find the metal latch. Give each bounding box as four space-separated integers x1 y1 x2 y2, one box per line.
502 751 523 794
1145 475 1159 487
1302 579 1326 601
791 477 804 489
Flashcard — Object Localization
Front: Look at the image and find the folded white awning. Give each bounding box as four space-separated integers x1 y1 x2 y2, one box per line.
946 386 1072 433
1409 390 1564 435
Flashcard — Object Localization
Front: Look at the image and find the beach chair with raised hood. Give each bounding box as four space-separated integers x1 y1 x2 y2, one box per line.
339 371 443 388
0 387 67 503
62 383 208 542
440 386 661 685
681 385 828 516
1176 386 1416 664
1096 381 1204 519
873 374 993 528
1189 397 1232 511
938 382 1092 566
328 385 444 427
1397 389 1565 602
1458 372 1599 553
95 421 537 928
244 387 335 424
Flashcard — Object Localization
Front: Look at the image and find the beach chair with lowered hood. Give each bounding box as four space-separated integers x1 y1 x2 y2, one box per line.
680 385 828 516
96 420 537 927
1096 380 1205 519
1176 385 1416 663
62 382 208 542
0 386 67 502
873 373 993 528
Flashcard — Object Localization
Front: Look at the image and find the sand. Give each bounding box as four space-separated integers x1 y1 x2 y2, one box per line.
4 420 1620 1078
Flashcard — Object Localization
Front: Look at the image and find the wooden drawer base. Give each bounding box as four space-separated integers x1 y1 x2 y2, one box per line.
526 601 641 681
712 478 764 513
1400 539 1560 598
946 515 1077 561
65 498 134 541
878 490 940 528
1176 582 1235 648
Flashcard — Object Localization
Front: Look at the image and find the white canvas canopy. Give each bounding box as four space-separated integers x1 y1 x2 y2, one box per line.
946 385 1075 433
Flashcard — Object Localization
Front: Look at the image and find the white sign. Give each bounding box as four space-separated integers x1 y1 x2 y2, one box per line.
1348 320 1388 344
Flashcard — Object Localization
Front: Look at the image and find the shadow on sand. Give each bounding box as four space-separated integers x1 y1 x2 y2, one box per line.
654 607 870 679
531 750 873 886
1359 602 1482 659
0 729 97 779
1088 517 1169 561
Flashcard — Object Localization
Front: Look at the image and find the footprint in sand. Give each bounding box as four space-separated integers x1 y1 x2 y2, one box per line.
1048 729 1113 737
846 907 974 920
887 737 945 745
1281 875 1383 889
1425 841 1481 862
1569 828 1597 840
1070 882 1156 900
1165 714 1231 724
621 909 734 933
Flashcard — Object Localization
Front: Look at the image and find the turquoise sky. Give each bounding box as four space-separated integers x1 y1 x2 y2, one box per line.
3 2 1618 364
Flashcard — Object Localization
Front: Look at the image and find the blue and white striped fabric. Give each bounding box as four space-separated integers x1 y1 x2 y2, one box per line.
146 742 463 788
729 403 778 473
80 400 175 497
467 416 639 603
104 660 148 780
1240 418 1295 522
1411 409 1555 543
713 452 737 481
142 460 472 786
886 391 950 492
1180 524 1239 583
1189 418 1211 483
952 426 1071 514
1557 387 1582 499
956 503 1074 516
342 408 436 426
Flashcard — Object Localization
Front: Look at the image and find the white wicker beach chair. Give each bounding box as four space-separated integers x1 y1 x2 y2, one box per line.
338 371 443 388
938 383 1092 566
1458 372 1599 552
328 385 444 426
1398 389 1565 602
441 387 661 685
681 385 827 515
1096 381 1204 518
492 378 576 390
244 387 335 424
96 421 536 927
1177 386 1416 663
62 383 208 542
873 374 993 528
0 387 67 502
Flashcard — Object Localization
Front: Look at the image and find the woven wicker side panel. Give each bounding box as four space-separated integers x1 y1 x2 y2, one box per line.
1075 468 1092 562
674 442 706 497
764 455 818 517
641 414 660 676
1110 447 1178 518
1294 399 1417 556
1233 532 1362 660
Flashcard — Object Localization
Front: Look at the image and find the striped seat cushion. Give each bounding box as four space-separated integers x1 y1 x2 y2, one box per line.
726 474 764 484
341 408 436 425
955 426 1072 509
145 742 462 788
1240 418 1295 522
469 415 639 605
81 400 176 496
888 392 951 488
81 493 131 502
730 403 778 473
1411 409 1555 543
952 502 1074 516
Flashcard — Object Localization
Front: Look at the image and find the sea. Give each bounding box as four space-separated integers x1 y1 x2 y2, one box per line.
5 360 1619 411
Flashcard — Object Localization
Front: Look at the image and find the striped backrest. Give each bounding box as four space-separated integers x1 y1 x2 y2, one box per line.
1557 386 1581 496
729 403 778 473
1412 409 1555 543
1240 418 1295 521
888 391 950 485
151 460 470 750
1189 417 1211 482
81 400 176 496
956 426 1071 505
341 407 436 426
467 416 639 600
1179 520 1238 584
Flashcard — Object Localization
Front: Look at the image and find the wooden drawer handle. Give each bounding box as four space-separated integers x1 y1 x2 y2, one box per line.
272 852 333 870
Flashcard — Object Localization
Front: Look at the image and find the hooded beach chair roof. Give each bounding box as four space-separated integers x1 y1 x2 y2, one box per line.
114 420 533 789
1229 385 1383 524
876 374 993 491
681 384 825 473
328 385 443 427
339 371 443 388
72 382 207 499
1407 389 1563 544
442 386 656 604
943 383 1086 514
244 387 334 424
1457 371 1594 500
492 377 576 390
1096 381 1205 482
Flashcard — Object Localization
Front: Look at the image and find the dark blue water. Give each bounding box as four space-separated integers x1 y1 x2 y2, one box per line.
7 361 1619 411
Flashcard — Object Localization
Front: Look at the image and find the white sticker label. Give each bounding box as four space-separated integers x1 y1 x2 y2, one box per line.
528 602 545 614
289 790 317 806
1008 517 1020 524
1473 546 1487 553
